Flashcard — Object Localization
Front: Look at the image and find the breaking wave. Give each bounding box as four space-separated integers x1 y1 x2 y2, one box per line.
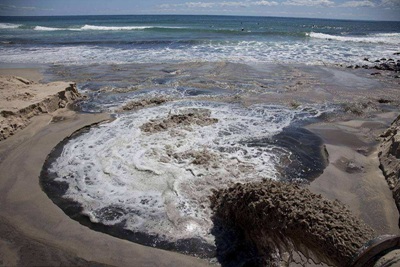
308 31 400 45
0 23 21 29
33 24 185 31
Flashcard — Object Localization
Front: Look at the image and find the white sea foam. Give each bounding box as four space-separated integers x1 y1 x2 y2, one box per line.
0 23 21 29
308 32 400 45
0 37 398 66
80 24 156 31
33 26 80 31
49 101 324 244
32 24 184 31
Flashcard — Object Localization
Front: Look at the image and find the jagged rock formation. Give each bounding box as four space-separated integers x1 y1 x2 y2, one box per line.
378 115 400 222
210 180 375 267
0 77 81 141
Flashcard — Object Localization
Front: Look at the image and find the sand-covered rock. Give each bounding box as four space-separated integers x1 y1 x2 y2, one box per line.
140 108 218 133
118 97 169 112
210 180 375 266
0 76 81 141
379 115 400 221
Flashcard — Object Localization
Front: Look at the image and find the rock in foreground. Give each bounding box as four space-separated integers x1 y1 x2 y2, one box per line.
210 180 375 266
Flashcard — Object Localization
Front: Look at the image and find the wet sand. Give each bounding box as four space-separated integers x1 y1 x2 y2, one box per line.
307 114 400 235
0 68 43 83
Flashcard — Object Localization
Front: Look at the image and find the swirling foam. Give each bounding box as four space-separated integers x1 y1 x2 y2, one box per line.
49 101 324 244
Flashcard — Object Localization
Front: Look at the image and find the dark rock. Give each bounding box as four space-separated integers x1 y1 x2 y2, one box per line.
378 98 391 104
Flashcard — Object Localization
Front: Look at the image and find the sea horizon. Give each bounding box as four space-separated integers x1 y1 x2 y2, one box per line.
1 13 400 23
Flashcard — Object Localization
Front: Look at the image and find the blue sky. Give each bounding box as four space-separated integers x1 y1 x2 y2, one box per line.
0 0 399 21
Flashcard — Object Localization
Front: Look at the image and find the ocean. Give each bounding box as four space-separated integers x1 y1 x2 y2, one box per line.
3 15 399 260
0 15 399 65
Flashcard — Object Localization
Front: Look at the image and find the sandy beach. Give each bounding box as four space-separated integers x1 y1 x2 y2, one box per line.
0 69 211 266
0 65 399 266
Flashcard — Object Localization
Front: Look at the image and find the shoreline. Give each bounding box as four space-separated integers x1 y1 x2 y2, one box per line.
0 65 399 266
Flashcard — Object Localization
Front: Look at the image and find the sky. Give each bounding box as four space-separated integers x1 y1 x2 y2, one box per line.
0 0 399 21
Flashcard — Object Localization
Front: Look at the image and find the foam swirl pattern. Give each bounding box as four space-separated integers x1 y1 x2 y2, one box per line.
48 101 324 246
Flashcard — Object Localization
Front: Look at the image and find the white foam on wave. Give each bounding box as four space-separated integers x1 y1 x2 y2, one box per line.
32 24 184 31
1 36 398 66
49 101 324 244
0 23 21 29
33 26 81 31
308 32 400 45
80 24 156 31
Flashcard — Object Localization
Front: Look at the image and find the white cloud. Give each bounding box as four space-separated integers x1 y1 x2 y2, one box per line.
220 1 249 7
0 4 54 11
283 0 334 6
380 0 400 6
339 1 376 7
0 4 35 10
252 1 279 6
159 2 216 9
185 2 216 8
159 1 279 10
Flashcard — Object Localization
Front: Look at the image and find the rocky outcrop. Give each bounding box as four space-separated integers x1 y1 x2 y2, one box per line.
378 115 400 221
347 57 400 74
0 80 81 141
210 180 375 267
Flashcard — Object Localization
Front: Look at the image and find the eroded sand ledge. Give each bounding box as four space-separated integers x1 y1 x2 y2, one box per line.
379 115 400 224
0 75 81 141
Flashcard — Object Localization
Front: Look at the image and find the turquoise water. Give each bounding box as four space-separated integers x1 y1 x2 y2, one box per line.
1 15 399 65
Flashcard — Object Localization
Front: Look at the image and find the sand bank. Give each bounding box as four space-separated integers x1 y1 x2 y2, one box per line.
0 73 81 141
307 114 400 235
0 73 211 266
